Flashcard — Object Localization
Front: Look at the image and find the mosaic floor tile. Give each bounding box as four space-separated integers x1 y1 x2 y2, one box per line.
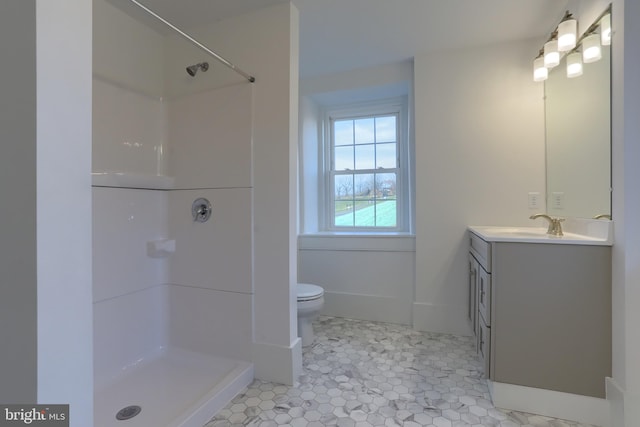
204 317 599 427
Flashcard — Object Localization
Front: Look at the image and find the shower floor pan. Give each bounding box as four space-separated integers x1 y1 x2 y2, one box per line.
95 348 253 427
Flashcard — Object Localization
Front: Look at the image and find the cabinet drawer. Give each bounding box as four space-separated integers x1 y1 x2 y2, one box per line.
469 232 491 271
478 267 491 326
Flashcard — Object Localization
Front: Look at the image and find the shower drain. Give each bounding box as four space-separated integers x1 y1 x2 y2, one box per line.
116 405 141 421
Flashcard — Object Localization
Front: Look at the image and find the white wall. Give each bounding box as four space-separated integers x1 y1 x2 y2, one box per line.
298 236 415 325
610 0 640 425
92 0 171 389
92 78 167 175
93 0 167 176
413 39 546 335
168 84 253 188
92 188 168 386
36 1 94 425
93 0 164 97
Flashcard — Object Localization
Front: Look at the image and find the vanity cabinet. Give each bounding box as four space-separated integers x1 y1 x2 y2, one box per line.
468 231 611 398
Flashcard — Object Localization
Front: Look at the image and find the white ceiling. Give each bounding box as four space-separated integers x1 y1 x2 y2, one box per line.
110 0 569 78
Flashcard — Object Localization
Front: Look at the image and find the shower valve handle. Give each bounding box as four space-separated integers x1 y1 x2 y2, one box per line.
192 198 212 223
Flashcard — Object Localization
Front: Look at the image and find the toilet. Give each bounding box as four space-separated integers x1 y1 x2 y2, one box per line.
297 283 325 347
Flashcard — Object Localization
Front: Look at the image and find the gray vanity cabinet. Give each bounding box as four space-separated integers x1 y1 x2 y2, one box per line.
468 232 612 398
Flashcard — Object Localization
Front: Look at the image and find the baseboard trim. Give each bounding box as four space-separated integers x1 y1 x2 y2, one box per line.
322 291 411 325
489 380 610 427
412 302 472 336
252 338 302 386
606 377 624 427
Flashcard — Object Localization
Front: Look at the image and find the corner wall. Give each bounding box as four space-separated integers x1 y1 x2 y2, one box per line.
297 61 416 326
413 40 546 335
610 0 640 425
36 1 94 424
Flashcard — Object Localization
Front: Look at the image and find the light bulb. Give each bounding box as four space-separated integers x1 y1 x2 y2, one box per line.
566 52 583 78
601 14 612 46
558 18 577 51
533 56 548 82
582 33 602 63
544 40 560 68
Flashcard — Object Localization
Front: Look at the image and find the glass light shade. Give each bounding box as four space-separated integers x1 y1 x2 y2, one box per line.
544 40 560 68
533 57 548 82
558 18 578 51
582 33 602 63
566 52 583 78
601 14 612 45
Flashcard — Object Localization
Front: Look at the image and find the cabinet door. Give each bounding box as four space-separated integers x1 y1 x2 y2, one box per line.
478 317 491 378
478 267 491 326
468 254 479 336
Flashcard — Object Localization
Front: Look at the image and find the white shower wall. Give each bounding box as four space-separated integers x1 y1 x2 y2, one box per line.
92 84 255 387
92 0 256 389
93 187 168 387
92 78 167 176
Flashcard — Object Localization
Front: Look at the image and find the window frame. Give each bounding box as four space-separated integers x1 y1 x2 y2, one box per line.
320 98 409 232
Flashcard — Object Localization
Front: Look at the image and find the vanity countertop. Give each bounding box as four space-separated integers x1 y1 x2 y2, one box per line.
469 218 613 246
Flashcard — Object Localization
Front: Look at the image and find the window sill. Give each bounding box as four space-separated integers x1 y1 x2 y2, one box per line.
298 233 415 252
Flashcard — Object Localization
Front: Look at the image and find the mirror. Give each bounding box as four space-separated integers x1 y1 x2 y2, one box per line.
545 21 611 219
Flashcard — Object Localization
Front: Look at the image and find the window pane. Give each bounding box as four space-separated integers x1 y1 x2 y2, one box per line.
375 173 397 200
334 174 353 199
375 200 397 227
375 173 397 227
334 146 353 170
335 210 354 227
355 144 375 170
354 174 374 199
353 174 374 227
334 175 354 227
354 118 374 144
355 204 376 227
334 120 353 146
375 115 397 142
376 143 397 169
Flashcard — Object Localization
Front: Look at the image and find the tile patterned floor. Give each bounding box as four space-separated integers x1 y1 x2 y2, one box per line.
204 316 598 427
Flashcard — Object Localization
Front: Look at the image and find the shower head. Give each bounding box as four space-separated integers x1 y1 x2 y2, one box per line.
186 62 209 77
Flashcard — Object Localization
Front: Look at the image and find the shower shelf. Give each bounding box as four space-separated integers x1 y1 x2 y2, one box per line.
92 172 175 190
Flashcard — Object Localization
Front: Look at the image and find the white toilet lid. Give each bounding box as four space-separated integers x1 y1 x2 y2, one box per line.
297 283 324 301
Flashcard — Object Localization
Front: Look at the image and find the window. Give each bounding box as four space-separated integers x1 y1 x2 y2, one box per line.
323 99 409 231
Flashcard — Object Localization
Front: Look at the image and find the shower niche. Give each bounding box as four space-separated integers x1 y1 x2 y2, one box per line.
92 1 256 426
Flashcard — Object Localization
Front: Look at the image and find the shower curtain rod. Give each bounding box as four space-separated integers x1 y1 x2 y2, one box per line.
128 0 256 83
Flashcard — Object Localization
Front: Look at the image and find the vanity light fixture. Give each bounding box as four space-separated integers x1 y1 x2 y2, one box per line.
533 54 548 82
566 51 583 78
600 14 612 46
532 5 611 83
582 32 602 63
544 39 560 68
557 12 578 51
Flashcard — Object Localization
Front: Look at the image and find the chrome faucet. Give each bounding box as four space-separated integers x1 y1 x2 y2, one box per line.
529 213 565 236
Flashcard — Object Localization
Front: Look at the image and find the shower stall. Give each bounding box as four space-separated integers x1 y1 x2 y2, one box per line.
92 1 261 425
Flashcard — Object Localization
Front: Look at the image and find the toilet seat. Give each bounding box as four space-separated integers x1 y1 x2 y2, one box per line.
297 283 324 302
